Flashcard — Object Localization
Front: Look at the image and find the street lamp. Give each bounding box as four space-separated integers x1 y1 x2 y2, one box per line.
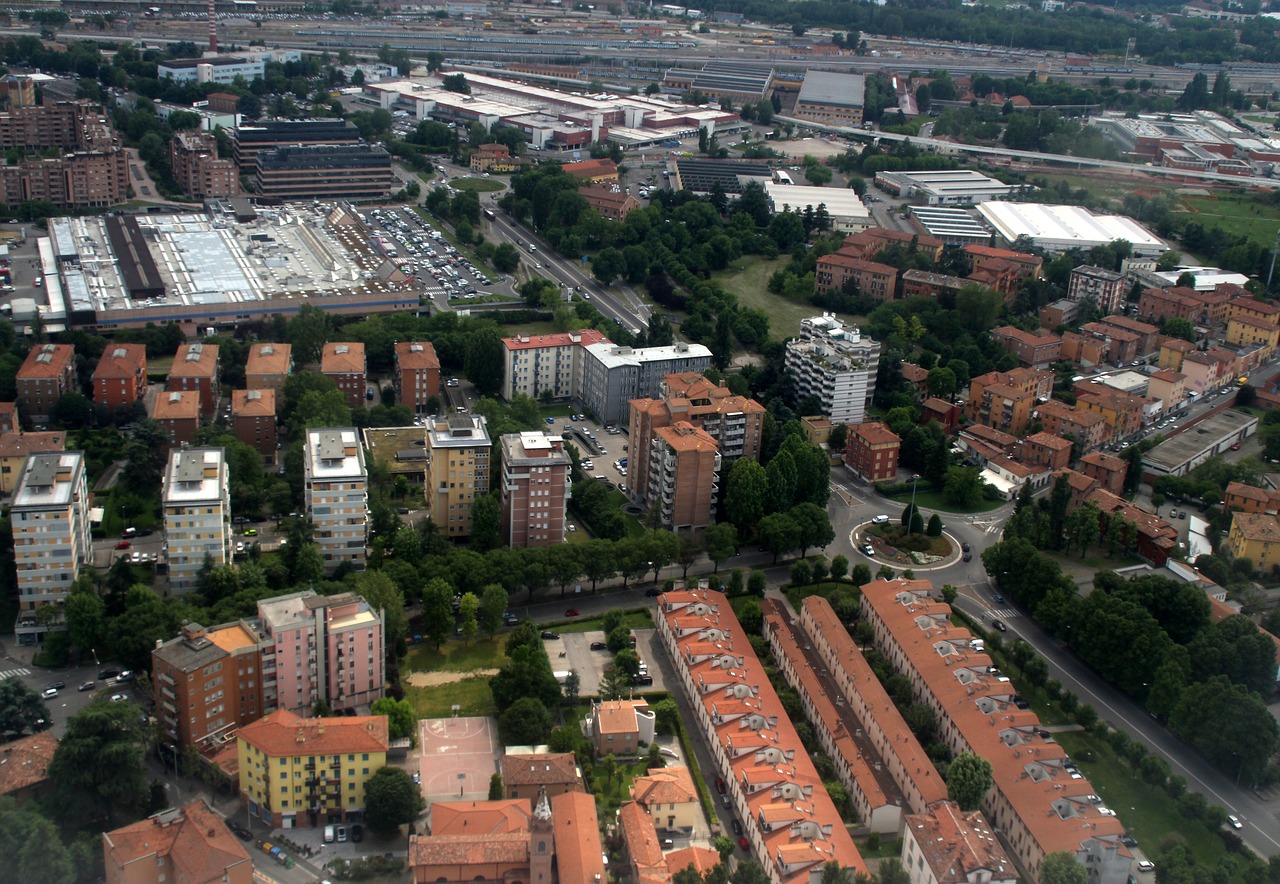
909 474 921 531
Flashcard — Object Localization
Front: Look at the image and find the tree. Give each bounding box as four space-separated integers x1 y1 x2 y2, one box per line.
65 588 107 655
926 514 943 537
789 503 834 557
499 696 553 745
47 700 147 824
354 569 407 649
943 466 987 509
0 797 76 884
758 512 801 563
705 522 737 572
422 577 454 649
441 72 471 94
370 697 416 741
458 591 479 644
1169 675 1279 785
488 772 504 800
0 678 49 740
470 493 501 553
946 752 993 811
364 766 425 834
464 326 504 397
479 584 509 638
286 303 330 365
725 458 769 535
1039 852 1089 884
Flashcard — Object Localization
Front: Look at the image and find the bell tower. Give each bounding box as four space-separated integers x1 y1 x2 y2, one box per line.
530 787 555 884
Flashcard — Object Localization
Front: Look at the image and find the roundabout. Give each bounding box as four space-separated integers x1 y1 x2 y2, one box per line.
851 519 966 572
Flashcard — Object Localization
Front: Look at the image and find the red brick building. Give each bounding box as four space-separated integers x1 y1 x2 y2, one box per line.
232 389 277 463
814 254 898 300
16 343 76 424
150 391 200 449
991 326 1061 369
394 341 440 411
840 228 945 262
92 343 147 410
245 343 292 390
920 397 960 434
1079 450 1128 495
320 342 367 410
1034 400 1108 454
151 621 265 750
844 421 901 482
1019 432 1073 471
166 342 219 420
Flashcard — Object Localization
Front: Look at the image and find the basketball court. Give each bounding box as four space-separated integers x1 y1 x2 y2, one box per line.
418 716 500 803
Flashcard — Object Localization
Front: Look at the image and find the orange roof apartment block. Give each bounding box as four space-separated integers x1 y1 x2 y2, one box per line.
500 752 583 802
1034 400 1108 454
92 343 147 410
844 421 900 483
814 253 898 300
321 342 367 410
394 340 440 410
859 579 1131 882
840 227 944 263
16 343 76 423
656 583 867 884
1224 480 1280 515
646 422 720 531
167 342 219 419
1079 450 1128 496
991 326 1061 369
150 390 200 449
588 698 652 757
245 343 292 390
103 799 252 884
581 185 641 222
1019 431 1073 472
902 802 1017 884
231 389 277 463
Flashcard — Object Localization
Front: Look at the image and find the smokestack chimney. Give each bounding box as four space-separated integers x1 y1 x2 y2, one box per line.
208 0 217 53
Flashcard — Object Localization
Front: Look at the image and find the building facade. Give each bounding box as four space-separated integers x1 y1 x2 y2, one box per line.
150 390 201 449
320 342 368 410
255 144 394 202
500 330 609 403
152 621 264 750
425 414 492 539
844 422 901 483
163 448 231 595
16 343 76 423
92 343 147 410
169 130 237 199
499 431 572 548
303 428 369 573
1067 265 1126 314
11 452 90 630
642 422 721 531
245 343 292 390
167 342 220 419
232 389 278 463
785 315 882 425
393 341 441 411
580 341 715 426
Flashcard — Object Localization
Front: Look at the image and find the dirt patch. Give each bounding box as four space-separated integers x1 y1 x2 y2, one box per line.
405 668 498 687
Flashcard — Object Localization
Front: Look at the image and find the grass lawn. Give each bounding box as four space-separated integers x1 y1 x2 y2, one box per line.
451 177 506 193
404 676 495 718
404 636 506 673
1181 193 1280 250
593 758 653 817
499 320 563 336
717 255 863 340
879 488 1004 514
1055 731 1231 871
1045 549 1143 573
549 608 654 632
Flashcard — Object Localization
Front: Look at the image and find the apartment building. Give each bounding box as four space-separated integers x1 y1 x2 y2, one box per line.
163 448 231 595
245 343 292 390
0 102 129 210
1034 400 1109 453
152 621 264 750
814 253 898 300
0 430 66 495
581 186 641 222
628 372 766 502
303 428 368 573
859 578 1131 883
425 414 492 539
785 314 882 425
1078 321 1141 365
581 341 715 426
393 341 440 411
103 800 252 884
150 390 200 449
167 342 220 419
1224 481 1280 516
256 589 385 716
964 369 1053 436
1079 450 1128 495
1067 265 1126 314
500 329 609 402
469 143 520 173
840 228 945 262
321 342 367 410
1086 487 1179 565
562 158 619 183
237 709 389 829
11 452 90 633
655 583 867 883
1227 512 1280 571
642 422 721 531
990 326 1061 369
901 803 1017 884
1077 389 1146 443
1137 285 1231 326
169 130 237 199
1227 315 1280 358
0 401 18 433
631 766 700 832
1225 296 1280 327
255 144 394 202
92 343 147 410
16 343 76 423
844 421 901 483
962 244 1043 283
499 431 572 548
1098 315 1160 356
1019 431 1073 472
920 397 961 434
0 731 55 803
232 389 278 463
1159 339 1196 373
901 269 970 300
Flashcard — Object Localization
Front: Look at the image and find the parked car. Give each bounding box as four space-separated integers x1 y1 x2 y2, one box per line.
78 680 95 692
715 777 726 794
730 818 742 835
41 687 58 698
98 668 119 680
116 670 134 683
109 693 128 702
352 824 364 842
590 641 608 651
47 681 65 691
114 541 130 550
540 631 560 640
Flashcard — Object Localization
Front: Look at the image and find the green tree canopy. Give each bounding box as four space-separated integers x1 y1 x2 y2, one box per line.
945 752 993 811
364 766 425 834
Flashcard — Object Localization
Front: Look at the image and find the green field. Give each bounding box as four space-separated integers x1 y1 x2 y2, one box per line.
717 256 862 340
405 676 494 718
405 635 505 673
1181 194 1280 250
879 488 1004 514
452 177 506 193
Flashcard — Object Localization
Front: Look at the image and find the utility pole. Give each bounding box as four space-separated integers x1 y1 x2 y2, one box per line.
1268 227 1280 292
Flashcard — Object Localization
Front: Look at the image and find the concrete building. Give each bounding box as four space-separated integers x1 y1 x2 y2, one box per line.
152 621 264 750
793 71 866 126
764 182 872 233
16 343 76 423
10 452 89 631
159 55 267 84
581 341 715 425
255 589 385 716
237 709 389 828
303 428 369 573
103 800 252 884
500 329 610 403
844 421 901 483
814 254 897 300
1067 265 1127 314
0 431 65 496
499 752 583 802
320 342 368 410
901 802 1017 884
859 579 1130 883
642 421 720 531
255 144 394 202
231 389 277 463
785 314 881 425
150 390 201 449
628 372 766 506
231 120 361 167
499 431 572 548
169 130 237 199
977 201 1166 256
656 584 867 883
162 448 231 595
167 342 220 420
873 169 1016 204
245 343 292 390
424 414 492 539
1142 409 1257 478
92 343 147 410
394 341 441 411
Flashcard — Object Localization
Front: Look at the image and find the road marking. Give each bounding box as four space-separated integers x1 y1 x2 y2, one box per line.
0 668 30 681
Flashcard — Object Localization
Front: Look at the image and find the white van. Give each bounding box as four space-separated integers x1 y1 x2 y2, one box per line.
871 514 890 524
324 825 335 843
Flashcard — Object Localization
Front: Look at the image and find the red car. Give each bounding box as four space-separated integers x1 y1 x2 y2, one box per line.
737 836 749 851
114 541 130 550
565 609 580 618
1231 444 1242 451
715 776 726 794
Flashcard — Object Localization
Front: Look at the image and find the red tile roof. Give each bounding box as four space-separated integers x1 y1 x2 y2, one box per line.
236 708 389 757
395 340 441 370
431 799 531 835
321 342 366 374
245 343 291 377
502 329 610 352
0 731 56 795
905 802 1017 884
232 388 276 417
851 421 900 446
550 791 605 883
103 799 251 883
499 752 579 788
0 430 64 459
169 343 219 379
93 343 146 380
18 343 74 379
631 766 697 807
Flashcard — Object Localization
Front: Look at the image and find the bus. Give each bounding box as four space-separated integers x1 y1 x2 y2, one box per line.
483 208 495 221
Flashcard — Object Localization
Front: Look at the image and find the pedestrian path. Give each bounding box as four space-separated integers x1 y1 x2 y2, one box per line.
990 609 1019 619
0 667 30 682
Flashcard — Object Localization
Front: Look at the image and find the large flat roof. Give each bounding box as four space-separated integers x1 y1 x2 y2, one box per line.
764 183 870 219
1143 409 1259 473
796 71 865 108
163 448 226 504
976 202 1166 254
13 452 81 509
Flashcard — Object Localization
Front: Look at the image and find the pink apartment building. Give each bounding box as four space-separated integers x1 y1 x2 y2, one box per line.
256 590 385 715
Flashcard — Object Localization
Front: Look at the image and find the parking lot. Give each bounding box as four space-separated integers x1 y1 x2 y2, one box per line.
539 627 668 697
557 417 634 499
365 205 495 302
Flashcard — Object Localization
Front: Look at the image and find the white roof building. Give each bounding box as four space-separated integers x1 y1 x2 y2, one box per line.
764 182 871 232
976 202 1167 256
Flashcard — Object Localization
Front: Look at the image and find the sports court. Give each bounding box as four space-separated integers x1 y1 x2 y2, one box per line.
418 716 500 803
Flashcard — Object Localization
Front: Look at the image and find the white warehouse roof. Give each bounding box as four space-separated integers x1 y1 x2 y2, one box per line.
976 202 1167 256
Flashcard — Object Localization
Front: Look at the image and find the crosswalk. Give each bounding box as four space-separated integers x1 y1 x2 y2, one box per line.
0 667 30 682
990 609 1019 619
